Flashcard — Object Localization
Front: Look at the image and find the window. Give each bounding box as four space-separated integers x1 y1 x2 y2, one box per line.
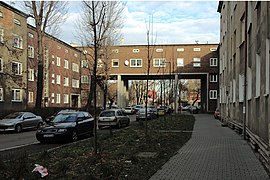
177 58 184 67
28 46 34 58
74 53 78 57
28 69 34 81
97 59 103 68
112 59 119 67
12 34 23 49
210 58 218 66
209 90 217 99
0 88 3 101
193 63 201 67
112 49 119 53
241 15 245 43
12 89 22 102
57 45 61 50
133 49 140 53
156 48 163 52
72 63 79 72
0 57 3 72
12 62 22 75
210 75 218 82
28 91 33 103
65 49 68 53
56 75 61 85
64 59 69 69
51 93 55 97
177 48 184 52
56 57 61 66
193 58 201 62
28 33 33 38
81 60 88 68
130 59 142 67
193 48 201 51
56 94 61 104
265 38 269 95
14 19 21 25
64 77 69 86
0 28 4 43
0 11 3 18
64 94 69 104
81 75 89 84
210 48 217 51
72 79 79 88
153 58 166 67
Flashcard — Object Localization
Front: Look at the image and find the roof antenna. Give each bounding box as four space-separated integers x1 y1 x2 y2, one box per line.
195 40 199 44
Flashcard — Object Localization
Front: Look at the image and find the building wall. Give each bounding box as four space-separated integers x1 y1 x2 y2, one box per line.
218 1 270 165
0 2 28 111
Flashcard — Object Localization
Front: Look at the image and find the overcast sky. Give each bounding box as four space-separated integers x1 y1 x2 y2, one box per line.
8 1 220 45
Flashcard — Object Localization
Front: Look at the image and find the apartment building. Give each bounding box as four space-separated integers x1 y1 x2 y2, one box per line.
0 1 28 111
218 1 270 168
27 25 82 108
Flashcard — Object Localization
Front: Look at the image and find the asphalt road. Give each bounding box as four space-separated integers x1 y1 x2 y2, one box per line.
0 114 137 160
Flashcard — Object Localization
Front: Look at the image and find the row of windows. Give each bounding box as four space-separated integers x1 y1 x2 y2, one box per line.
50 57 79 72
0 58 22 75
109 58 218 68
50 74 80 88
112 47 217 54
0 88 23 102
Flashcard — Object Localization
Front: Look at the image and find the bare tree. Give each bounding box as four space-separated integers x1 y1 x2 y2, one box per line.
77 1 125 154
24 1 68 108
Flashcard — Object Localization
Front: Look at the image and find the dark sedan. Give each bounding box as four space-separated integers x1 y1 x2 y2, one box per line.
36 111 94 143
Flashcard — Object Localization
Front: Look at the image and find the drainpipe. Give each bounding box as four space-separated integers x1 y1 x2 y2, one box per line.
243 1 248 140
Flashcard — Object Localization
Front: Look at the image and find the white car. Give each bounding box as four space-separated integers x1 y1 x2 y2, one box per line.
123 107 136 114
98 109 130 128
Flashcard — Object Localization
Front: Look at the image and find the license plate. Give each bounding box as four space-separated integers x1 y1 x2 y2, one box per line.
44 134 54 137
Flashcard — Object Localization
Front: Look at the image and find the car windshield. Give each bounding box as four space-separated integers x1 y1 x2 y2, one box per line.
52 113 77 123
100 111 115 117
4 112 23 119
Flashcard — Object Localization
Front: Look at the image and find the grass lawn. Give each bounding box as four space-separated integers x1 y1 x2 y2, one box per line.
0 114 195 180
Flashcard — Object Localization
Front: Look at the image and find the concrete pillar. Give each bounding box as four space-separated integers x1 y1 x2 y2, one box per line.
117 75 128 108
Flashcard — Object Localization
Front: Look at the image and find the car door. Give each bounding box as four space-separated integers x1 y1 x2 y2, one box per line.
76 112 86 135
82 112 94 134
117 110 128 124
22 112 35 129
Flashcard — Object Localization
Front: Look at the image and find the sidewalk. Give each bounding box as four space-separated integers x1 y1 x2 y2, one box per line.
149 114 269 180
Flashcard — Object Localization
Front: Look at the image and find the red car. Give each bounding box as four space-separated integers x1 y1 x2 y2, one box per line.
214 108 220 119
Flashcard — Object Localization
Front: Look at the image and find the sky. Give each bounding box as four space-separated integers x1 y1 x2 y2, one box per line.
8 1 220 45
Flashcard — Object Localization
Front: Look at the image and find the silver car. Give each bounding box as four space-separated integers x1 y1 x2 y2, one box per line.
98 109 130 128
0 112 43 133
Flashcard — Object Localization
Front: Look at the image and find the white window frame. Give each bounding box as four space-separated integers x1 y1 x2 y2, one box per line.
0 88 3 101
28 68 34 81
210 48 217 51
81 75 89 84
65 49 69 53
28 46 34 58
72 79 79 88
12 34 23 49
14 18 21 25
64 94 69 104
133 49 140 53
28 91 33 103
64 59 69 69
97 59 103 68
193 63 201 67
0 28 4 43
56 75 61 85
193 58 201 62
72 63 79 72
63 77 69 86
130 59 142 67
112 59 119 67
265 38 269 95
56 94 61 104
210 58 218 66
209 90 217 99
255 54 261 97
0 57 3 73
177 58 184 67
153 58 166 67
81 60 88 68
12 61 22 75
12 89 22 102
210 75 218 82
112 49 119 53
56 57 61 66
156 48 163 52
193 48 201 51
177 48 184 52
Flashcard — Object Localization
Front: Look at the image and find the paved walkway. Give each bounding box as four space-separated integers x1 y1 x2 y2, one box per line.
149 114 269 180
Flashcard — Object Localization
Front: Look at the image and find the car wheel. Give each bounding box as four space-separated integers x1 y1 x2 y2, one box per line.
37 122 42 129
71 130 78 142
15 124 22 133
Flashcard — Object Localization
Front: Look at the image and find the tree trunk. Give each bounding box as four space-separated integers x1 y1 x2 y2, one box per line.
35 30 43 109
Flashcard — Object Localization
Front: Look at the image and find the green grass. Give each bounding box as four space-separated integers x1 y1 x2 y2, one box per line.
0 114 195 180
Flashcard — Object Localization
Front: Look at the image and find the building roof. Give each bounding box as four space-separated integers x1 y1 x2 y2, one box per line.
0 1 29 17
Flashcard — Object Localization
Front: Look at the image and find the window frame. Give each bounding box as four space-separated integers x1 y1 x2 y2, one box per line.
0 57 3 73
28 91 33 103
12 89 22 102
0 87 3 101
130 59 142 67
177 58 184 67
72 63 79 72
56 75 61 85
112 59 119 67
63 94 69 104
210 58 218 66
63 77 69 86
153 58 166 67
12 34 23 49
12 61 22 75
28 68 34 81
64 59 69 69
56 94 61 104
72 79 79 88
209 90 217 99
210 74 218 82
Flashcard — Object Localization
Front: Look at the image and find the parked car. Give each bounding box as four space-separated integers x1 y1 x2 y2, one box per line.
133 105 143 112
157 108 166 116
123 106 136 115
36 111 94 143
136 108 156 121
45 109 77 123
98 109 130 128
0 112 43 133
159 105 172 114
148 106 158 118
181 105 191 111
189 106 200 114
214 108 220 119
